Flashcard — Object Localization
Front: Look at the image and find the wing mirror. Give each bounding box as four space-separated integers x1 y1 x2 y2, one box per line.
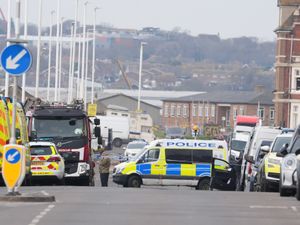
94 118 100 126
245 154 254 164
260 145 270 153
295 149 300 156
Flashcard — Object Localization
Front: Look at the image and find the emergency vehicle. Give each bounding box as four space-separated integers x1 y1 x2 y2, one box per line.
30 142 65 184
0 97 31 184
113 139 236 190
27 102 99 186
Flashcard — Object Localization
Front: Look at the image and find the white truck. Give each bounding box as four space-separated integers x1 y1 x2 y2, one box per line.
95 116 130 148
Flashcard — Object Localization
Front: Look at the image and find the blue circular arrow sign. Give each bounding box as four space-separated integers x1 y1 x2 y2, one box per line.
0 44 32 76
5 149 21 164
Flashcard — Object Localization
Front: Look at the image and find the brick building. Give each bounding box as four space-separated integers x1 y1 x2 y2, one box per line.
274 0 300 128
162 91 274 131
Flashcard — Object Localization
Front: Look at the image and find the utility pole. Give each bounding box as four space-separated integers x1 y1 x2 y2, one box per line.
68 23 75 104
80 1 88 100
58 17 64 101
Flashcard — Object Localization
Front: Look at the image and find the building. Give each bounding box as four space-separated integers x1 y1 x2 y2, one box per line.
95 93 161 126
274 0 300 128
162 91 275 131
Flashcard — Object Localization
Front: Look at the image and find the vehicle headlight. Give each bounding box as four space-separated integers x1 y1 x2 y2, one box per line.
268 158 280 165
283 156 296 170
79 164 88 173
115 166 125 174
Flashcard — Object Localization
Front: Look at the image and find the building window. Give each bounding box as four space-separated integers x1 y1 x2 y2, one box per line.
259 107 265 120
183 105 188 117
292 68 300 91
211 105 215 117
233 107 238 120
270 107 275 120
192 104 196 117
205 106 209 117
177 104 181 117
240 106 244 116
198 104 203 117
164 104 169 117
170 104 175 117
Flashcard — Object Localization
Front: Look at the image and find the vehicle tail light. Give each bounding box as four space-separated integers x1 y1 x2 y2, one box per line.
247 163 252 175
48 156 61 162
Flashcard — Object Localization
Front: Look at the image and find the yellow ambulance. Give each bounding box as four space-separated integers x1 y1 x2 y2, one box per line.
113 139 236 190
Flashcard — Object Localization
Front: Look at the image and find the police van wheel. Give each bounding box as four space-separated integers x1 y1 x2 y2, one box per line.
279 182 290 197
197 178 210 190
127 175 141 188
113 138 122 148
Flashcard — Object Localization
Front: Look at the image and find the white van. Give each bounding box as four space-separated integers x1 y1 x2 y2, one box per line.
95 116 130 147
240 126 281 191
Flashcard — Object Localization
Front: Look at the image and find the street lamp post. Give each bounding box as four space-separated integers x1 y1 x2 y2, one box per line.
68 22 75 104
137 42 147 112
21 0 28 103
58 17 64 101
54 0 61 101
91 7 99 104
35 0 42 98
47 10 55 102
76 36 82 99
69 0 79 103
80 1 88 101
4 0 11 97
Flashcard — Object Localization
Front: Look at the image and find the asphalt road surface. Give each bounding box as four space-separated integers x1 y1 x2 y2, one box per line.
0 185 299 225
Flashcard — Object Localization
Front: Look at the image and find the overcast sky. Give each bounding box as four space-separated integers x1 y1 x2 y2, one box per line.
0 0 279 40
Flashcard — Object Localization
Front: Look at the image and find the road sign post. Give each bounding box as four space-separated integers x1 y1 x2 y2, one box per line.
2 144 26 195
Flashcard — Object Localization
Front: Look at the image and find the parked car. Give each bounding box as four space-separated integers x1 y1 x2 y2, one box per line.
165 127 185 139
255 131 293 192
124 140 148 160
30 142 65 184
278 126 300 197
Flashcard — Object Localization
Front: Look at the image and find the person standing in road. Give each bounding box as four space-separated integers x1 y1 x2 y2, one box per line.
99 150 111 187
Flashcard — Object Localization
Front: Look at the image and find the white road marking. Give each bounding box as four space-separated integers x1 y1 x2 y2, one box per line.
249 205 289 209
28 204 55 225
41 190 50 196
291 206 298 213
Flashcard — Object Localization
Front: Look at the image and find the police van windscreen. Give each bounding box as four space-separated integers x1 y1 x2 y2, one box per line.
32 118 87 139
231 140 247 152
166 149 212 164
272 137 292 152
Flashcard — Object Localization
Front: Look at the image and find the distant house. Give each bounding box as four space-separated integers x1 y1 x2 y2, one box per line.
95 93 161 126
162 90 275 131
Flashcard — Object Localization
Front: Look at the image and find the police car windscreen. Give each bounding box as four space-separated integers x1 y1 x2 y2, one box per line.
31 146 52 155
166 149 212 164
272 137 292 152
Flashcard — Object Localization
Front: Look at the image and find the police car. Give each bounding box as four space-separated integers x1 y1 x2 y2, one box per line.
113 139 236 190
30 142 65 184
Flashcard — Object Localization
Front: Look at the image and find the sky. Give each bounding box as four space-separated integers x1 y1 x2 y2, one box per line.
0 0 279 41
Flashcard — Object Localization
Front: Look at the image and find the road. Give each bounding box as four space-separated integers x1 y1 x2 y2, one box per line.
0 185 299 225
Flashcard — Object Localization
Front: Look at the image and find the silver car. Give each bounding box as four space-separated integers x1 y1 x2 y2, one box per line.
279 128 300 197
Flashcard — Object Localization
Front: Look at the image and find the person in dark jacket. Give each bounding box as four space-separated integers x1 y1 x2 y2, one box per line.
99 150 111 187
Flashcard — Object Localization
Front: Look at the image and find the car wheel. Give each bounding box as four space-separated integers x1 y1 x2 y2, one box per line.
127 175 141 188
113 138 122 148
279 176 290 197
197 178 210 190
296 180 300 201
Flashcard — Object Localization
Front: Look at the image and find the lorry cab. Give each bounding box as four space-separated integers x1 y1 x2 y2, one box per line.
113 139 236 190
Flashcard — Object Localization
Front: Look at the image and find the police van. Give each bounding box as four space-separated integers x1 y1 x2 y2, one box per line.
113 139 236 190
